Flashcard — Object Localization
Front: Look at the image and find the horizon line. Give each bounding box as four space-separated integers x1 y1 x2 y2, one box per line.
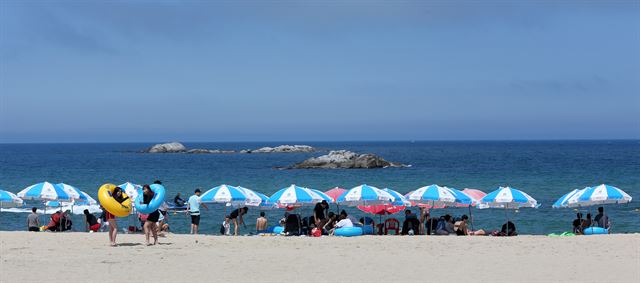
0 138 639 145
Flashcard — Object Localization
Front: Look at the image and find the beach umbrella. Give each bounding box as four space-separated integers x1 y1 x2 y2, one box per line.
118 182 142 202
255 192 275 208
200 184 248 205
17 182 73 201
445 187 474 206
458 188 487 230
324 187 346 202
0 190 23 208
336 184 395 206
552 188 583 208
236 186 266 207
460 188 487 207
309 189 333 203
480 186 538 235
383 188 411 206
324 187 347 212
406 184 457 208
571 184 632 207
269 184 324 206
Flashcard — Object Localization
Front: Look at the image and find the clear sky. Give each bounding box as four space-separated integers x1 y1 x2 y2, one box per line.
1 0 638 142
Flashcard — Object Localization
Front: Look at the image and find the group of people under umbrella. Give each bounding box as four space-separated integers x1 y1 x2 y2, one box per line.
0 181 633 236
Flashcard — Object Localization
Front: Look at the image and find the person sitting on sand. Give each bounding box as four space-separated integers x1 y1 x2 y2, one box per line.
454 215 469 236
27 207 40 232
330 214 353 235
229 207 249 236
572 213 584 234
435 215 455 235
582 213 592 228
402 210 420 235
322 212 337 235
84 209 100 232
46 211 62 232
256 212 268 233
499 221 517 236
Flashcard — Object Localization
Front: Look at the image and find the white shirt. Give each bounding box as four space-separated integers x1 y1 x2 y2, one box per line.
335 218 353 228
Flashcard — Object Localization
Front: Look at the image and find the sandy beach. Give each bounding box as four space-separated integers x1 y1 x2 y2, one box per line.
1 232 638 283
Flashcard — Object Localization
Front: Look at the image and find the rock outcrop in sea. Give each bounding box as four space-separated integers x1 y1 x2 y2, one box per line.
241 145 315 153
143 142 187 153
289 150 406 169
143 143 315 154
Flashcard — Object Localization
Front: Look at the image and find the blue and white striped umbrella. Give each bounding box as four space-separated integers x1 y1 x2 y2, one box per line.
406 184 457 207
382 188 411 206
445 187 474 206
309 189 334 203
0 190 23 207
118 182 142 202
570 184 632 207
255 191 275 208
269 184 324 206
480 186 538 209
17 182 73 201
552 188 584 208
336 184 395 206
236 186 265 207
56 183 90 202
200 184 248 204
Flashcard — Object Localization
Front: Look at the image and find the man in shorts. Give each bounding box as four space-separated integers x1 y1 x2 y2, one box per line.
186 189 207 234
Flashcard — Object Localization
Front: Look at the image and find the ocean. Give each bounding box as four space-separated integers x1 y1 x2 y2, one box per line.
1 141 638 235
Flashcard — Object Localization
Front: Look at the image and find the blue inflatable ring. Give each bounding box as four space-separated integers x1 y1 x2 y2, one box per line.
134 184 166 214
335 227 363 237
273 226 284 234
583 227 608 235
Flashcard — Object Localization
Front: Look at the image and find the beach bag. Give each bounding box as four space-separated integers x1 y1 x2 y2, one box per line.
311 228 321 237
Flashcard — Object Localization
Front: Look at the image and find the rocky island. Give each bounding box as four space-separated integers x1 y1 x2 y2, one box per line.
287 150 406 169
142 142 316 154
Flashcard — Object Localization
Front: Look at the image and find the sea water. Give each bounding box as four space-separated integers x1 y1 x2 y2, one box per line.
1 141 638 235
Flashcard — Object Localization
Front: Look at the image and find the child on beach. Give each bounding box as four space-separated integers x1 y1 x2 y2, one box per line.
220 216 231 235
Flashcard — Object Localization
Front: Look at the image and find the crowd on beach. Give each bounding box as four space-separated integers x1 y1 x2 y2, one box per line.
22 184 616 246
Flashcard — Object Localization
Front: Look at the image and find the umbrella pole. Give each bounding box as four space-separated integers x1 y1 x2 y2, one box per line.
504 206 509 236
469 206 474 231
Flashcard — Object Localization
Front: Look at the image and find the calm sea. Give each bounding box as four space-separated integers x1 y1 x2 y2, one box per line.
1 141 638 235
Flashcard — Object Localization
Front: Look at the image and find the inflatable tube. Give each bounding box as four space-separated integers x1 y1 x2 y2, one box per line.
134 184 166 214
335 227 363 237
583 227 608 235
98 183 132 217
362 225 374 235
272 226 284 234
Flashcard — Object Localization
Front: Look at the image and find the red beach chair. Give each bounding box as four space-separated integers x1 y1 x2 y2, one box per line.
384 218 400 235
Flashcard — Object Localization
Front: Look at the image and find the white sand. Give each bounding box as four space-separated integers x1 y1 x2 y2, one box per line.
1 232 638 283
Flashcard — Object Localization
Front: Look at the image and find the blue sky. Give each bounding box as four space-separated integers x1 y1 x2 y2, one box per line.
0 0 638 142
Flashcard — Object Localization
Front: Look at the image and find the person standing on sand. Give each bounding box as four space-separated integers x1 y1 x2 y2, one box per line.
186 189 207 234
256 211 268 233
229 207 248 236
27 207 40 232
142 184 159 245
108 186 128 246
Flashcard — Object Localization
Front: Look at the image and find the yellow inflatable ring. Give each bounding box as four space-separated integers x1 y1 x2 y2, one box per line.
98 183 132 217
